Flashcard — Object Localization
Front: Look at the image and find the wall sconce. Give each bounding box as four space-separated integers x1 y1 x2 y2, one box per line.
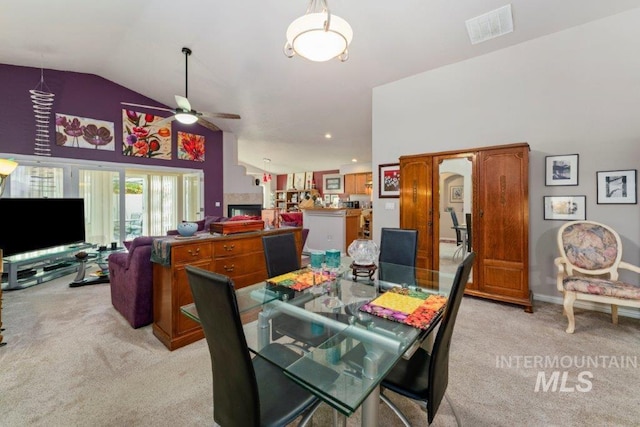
0 159 18 197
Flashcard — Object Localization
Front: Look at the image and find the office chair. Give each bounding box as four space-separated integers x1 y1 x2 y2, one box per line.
185 265 331 427
380 252 476 426
378 228 418 286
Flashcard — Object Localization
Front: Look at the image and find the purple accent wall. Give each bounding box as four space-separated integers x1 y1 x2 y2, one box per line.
0 63 224 216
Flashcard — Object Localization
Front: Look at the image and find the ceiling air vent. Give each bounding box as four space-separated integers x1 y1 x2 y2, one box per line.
465 4 513 45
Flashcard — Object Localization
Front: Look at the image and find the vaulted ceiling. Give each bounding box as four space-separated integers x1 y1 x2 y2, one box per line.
2 0 640 173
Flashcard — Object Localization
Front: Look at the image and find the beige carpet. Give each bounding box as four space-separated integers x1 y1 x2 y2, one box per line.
1 271 639 426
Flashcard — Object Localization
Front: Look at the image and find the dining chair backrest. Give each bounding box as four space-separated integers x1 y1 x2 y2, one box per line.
262 232 300 277
449 209 462 246
379 228 418 266
185 266 260 426
378 228 418 285
428 252 475 423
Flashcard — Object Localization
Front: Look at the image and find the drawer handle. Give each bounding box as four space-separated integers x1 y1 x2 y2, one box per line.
223 244 235 252
224 264 235 272
187 248 201 256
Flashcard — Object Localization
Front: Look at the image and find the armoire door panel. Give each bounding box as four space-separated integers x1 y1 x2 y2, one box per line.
477 145 531 311
399 157 432 270
480 260 526 297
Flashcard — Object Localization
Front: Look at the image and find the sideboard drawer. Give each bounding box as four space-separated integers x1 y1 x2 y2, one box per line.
212 252 265 277
172 243 212 264
212 237 262 257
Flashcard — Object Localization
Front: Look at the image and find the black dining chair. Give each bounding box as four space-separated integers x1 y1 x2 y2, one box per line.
262 233 300 277
262 233 348 348
185 265 327 427
378 228 418 286
448 208 465 260
379 252 476 426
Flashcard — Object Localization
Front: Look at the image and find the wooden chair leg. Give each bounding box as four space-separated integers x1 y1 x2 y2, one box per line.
563 292 577 333
611 304 619 325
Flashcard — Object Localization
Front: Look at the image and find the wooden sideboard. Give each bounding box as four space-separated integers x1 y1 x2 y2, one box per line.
152 227 302 350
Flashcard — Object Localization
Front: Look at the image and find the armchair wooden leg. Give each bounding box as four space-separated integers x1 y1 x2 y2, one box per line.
563 292 577 333
611 304 618 325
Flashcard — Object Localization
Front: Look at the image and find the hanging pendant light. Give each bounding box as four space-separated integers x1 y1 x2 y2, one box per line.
284 0 353 62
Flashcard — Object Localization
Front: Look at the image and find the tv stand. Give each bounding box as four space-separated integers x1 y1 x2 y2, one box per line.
1 244 95 291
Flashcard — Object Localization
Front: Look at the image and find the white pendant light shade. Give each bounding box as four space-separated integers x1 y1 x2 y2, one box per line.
284 0 353 62
175 112 198 124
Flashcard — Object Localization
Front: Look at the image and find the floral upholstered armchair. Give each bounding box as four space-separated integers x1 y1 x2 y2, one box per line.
555 220 640 333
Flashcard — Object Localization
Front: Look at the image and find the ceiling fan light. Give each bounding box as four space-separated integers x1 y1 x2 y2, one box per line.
175 112 198 124
285 5 353 62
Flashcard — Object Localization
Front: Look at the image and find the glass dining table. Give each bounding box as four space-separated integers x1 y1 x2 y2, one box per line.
181 259 456 427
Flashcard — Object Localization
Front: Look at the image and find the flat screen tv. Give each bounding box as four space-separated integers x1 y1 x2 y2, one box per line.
0 198 86 257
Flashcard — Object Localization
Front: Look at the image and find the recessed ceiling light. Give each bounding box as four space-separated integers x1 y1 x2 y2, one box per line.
352 158 357 163
325 133 332 139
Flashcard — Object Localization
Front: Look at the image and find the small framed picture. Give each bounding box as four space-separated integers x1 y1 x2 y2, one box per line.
294 172 305 190
379 163 400 198
545 154 579 186
449 186 463 203
323 173 343 194
596 169 637 204
543 196 586 221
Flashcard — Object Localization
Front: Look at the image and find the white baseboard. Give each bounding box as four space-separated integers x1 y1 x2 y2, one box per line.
533 293 640 320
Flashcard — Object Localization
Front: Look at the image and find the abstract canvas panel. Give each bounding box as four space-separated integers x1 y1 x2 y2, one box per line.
55 113 115 151
122 109 172 159
177 131 205 162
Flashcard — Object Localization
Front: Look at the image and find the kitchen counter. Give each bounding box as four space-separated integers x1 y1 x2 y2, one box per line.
302 208 361 253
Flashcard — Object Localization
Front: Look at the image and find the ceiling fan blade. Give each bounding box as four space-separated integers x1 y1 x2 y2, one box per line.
201 111 241 120
197 118 221 132
121 102 174 114
175 95 192 111
153 115 176 127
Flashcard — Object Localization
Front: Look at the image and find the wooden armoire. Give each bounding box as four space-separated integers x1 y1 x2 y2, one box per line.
399 143 532 312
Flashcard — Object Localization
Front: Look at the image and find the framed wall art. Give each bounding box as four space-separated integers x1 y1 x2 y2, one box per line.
379 163 400 198
596 169 637 204
323 173 343 194
449 185 463 203
545 154 579 186
543 195 586 221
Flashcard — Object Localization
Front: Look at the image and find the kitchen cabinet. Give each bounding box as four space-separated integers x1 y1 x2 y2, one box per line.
344 173 372 195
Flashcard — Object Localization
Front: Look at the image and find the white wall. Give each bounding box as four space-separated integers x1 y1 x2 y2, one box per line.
372 9 640 304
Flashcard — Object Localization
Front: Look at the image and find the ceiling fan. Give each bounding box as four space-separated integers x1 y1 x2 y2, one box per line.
122 47 240 132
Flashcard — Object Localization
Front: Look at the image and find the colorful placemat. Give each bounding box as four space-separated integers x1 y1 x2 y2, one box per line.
266 268 332 291
359 288 447 330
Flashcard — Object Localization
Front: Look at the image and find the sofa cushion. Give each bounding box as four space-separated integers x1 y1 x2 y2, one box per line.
280 212 303 227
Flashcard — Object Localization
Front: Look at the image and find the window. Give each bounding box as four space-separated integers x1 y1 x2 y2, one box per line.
8 157 202 245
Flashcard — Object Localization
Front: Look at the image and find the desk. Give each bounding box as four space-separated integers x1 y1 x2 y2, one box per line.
182 261 455 426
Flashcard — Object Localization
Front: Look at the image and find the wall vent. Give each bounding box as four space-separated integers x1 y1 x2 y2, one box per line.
465 4 513 45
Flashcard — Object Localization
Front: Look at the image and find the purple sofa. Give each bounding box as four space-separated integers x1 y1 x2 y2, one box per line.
107 236 155 328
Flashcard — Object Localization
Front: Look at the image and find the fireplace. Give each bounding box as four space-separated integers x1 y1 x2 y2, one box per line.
228 204 262 217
